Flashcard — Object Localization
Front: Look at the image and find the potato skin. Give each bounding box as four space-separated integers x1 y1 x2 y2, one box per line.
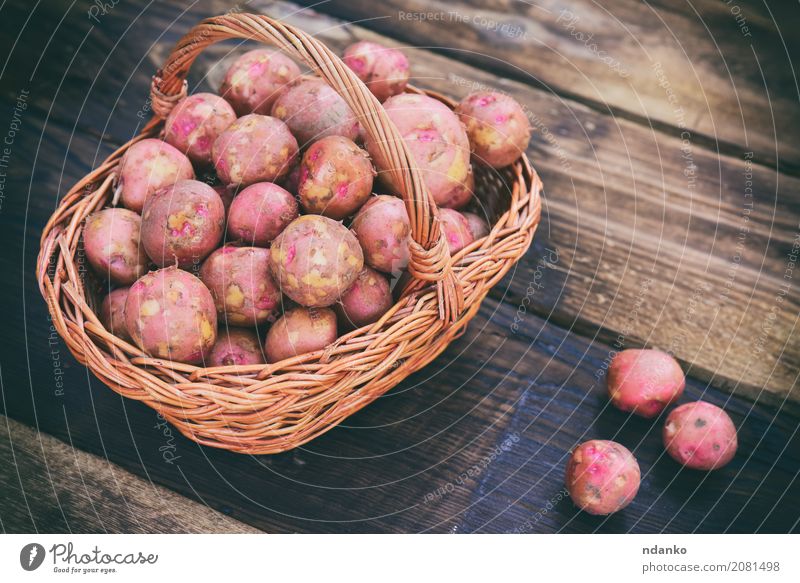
83 208 149 285
456 91 531 168
141 179 225 268
264 307 337 363
271 78 360 146
663 401 737 470
212 114 298 186
226 182 298 247
124 267 217 364
342 41 410 102
118 139 194 212
366 94 472 208
335 266 393 328
200 246 280 326
219 49 300 115
164 93 236 166
351 195 410 274
462 211 490 240
565 440 641 515
298 136 374 219
100 287 131 342
269 215 364 307
607 349 685 418
439 208 475 255
208 328 265 367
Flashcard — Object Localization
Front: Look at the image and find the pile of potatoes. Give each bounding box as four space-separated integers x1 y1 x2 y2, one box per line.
88 41 532 367
565 349 739 516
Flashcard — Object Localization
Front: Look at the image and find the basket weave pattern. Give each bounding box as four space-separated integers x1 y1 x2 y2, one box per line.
36 13 542 454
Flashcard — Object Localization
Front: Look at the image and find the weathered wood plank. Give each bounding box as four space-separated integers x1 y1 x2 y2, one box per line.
0 415 260 533
295 0 800 174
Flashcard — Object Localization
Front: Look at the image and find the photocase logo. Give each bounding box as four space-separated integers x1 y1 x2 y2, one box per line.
19 543 46 571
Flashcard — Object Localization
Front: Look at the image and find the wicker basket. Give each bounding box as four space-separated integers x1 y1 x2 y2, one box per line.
36 13 542 454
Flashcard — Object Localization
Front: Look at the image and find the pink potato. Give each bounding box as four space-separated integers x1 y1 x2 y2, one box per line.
441 163 475 210
351 195 410 274
456 91 531 168
83 208 149 285
607 349 686 418
264 307 337 363
212 114 298 186
365 93 471 208
271 78 360 146
298 136 375 219
439 208 474 255
117 138 194 212
219 49 301 115
141 179 225 268
200 246 280 326
663 401 738 470
226 182 298 247
462 211 490 240
269 215 363 307
565 440 641 515
124 266 217 364
164 93 236 166
342 40 410 102
335 266 393 328
100 287 131 342
208 328 265 367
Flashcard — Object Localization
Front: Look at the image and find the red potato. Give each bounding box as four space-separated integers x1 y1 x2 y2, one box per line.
462 211 490 240
298 136 374 219
351 195 410 274
83 208 149 285
219 49 301 115
335 266 393 328
124 267 217 364
342 40 410 102
117 138 194 212
100 287 131 342
271 78 360 146
565 440 641 515
141 179 225 268
366 93 472 208
226 182 298 247
456 91 531 168
439 208 474 255
442 163 475 210
212 114 298 186
663 401 738 470
607 349 686 418
208 328 265 367
269 215 364 307
200 246 280 327
164 93 236 166
264 307 338 363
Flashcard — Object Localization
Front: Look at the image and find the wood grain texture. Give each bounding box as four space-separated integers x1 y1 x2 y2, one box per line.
295 0 800 174
0 415 260 533
0 0 797 534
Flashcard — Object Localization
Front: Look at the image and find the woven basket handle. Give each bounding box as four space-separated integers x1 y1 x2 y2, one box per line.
149 13 464 322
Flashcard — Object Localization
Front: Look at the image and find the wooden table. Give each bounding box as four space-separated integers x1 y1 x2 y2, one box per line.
1 0 798 533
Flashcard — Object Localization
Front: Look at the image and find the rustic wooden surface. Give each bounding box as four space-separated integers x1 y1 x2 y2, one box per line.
0 0 798 533
0 415 259 533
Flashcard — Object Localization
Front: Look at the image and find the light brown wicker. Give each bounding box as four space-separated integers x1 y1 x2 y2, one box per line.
36 13 542 454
